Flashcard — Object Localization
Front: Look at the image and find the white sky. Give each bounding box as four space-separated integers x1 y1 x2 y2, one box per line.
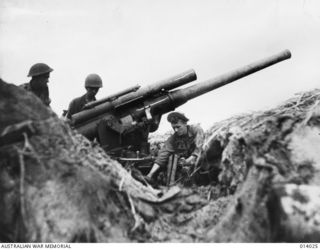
1 0 320 134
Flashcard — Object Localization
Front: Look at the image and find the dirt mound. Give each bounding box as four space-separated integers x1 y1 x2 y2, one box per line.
1 78 320 242
199 89 320 242
0 79 165 242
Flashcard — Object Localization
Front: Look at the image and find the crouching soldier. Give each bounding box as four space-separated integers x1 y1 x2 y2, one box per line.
146 111 204 186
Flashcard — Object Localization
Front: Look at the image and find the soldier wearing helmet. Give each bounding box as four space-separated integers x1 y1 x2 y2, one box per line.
146 111 204 185
66 74 103 119
20 63 53 106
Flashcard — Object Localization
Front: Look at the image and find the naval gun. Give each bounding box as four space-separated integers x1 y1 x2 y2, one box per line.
71 50 291 158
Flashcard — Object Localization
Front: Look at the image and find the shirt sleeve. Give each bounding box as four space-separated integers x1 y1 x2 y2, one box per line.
190 124 205 158
154 135 175 168
67 100 76 119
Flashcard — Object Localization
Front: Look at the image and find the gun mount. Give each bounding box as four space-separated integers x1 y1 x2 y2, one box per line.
72 69 197 125
71 50 291 157
83 84 141 110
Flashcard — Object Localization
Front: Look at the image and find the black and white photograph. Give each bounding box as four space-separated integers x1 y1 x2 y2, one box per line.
0 0 320 246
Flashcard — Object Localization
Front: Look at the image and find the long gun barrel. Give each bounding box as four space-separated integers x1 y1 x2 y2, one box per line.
75 50 291 139
72 69 197 125
84 84 141 109
171 49 291 103
132 50 292 120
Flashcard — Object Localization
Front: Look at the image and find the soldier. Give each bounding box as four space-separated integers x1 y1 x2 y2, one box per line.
120 114 161 155
66 74 103 119
146 111 204 185
20 63 54 106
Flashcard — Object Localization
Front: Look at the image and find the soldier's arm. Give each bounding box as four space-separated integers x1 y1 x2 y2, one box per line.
147 163 161 179
184 125 205 166
191 124 205 159
66 100 76 119
147 136 174 178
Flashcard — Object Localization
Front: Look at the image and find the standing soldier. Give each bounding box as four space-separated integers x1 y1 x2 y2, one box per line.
20 63 54 106
146 111 205 186
66 74 103 119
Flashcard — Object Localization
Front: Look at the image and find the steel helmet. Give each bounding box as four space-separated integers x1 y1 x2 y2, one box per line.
27 63 53 77
85 74 103 88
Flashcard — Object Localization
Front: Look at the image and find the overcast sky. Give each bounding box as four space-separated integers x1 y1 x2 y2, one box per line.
1 0 320 133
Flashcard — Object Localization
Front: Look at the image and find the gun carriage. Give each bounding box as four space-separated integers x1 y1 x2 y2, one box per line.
70 50 292 171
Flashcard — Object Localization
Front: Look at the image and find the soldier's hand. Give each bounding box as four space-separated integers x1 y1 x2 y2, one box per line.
179 157 186 166
185 155 197 166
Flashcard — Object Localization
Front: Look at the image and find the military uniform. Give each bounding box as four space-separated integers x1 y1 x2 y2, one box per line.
121 115 161 154
154 124 204 168
66 94 96 119
20 82 51 106
20 63 53 106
